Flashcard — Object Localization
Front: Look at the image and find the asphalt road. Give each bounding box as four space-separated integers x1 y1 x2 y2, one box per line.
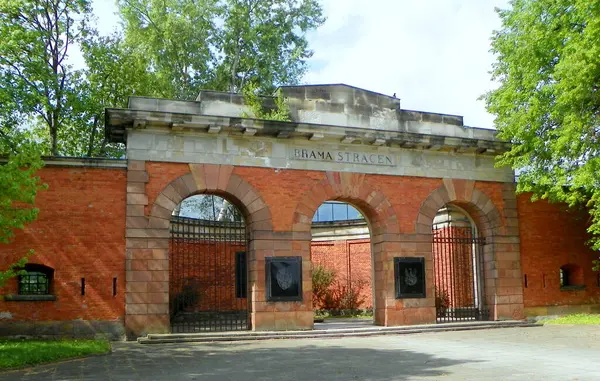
2 325 599 381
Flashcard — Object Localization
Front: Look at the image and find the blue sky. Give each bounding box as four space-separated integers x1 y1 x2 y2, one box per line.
90 0 509 129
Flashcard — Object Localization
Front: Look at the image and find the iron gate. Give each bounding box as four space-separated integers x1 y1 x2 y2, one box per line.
433 222 488 323
170 215 248 332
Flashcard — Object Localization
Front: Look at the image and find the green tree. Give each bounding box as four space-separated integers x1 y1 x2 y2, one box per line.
60 33 157 157
0 0 92 156
1 0 324 157
117 0 220 100
0 145 46 288
484 0 600 266
212 0 325 94
118 0 325 98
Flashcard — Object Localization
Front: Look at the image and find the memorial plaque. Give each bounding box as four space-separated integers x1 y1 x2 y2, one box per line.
394 257 426 299
266 257 303 302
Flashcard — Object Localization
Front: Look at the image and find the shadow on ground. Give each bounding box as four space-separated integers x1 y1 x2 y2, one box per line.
0 339 478 381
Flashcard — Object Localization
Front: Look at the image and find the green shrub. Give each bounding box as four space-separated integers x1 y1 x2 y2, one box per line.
435 287 450 317
313 264 368 312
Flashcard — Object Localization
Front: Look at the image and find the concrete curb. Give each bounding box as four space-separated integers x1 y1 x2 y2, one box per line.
137 321 540 344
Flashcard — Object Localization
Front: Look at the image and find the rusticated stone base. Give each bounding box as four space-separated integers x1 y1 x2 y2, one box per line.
0 319 125 340
125 314 170 340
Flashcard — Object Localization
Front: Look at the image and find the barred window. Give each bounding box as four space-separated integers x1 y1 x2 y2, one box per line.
18 264 53 295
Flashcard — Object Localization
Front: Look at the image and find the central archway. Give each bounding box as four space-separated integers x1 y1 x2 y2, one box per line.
311 201 374 326
291 171 400 327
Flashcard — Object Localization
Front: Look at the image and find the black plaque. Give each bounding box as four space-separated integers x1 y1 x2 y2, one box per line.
394 257 426 298
266 257 303 302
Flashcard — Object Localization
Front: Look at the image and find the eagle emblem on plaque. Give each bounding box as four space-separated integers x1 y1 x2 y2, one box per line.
275 266 293 290
405 268 418 286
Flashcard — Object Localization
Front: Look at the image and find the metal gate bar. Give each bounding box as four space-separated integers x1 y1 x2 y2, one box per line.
170 215 248 332
433 225 488 323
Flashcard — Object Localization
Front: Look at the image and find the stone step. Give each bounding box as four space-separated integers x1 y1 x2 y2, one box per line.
137 320 539 344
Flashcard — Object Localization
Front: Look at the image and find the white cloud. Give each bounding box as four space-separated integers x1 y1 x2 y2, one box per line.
90 0 509 128
305 0 510 128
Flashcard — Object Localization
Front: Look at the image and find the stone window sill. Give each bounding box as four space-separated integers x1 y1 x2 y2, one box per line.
3 294 56 301
560 285 586 291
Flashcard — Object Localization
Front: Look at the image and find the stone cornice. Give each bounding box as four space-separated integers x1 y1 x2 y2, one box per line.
105 107 510 156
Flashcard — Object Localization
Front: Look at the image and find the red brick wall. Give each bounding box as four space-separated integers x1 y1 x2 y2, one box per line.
311 239 372 309
518 194 600 307
7 161 600 333
0 166 126 322
143 164 512 235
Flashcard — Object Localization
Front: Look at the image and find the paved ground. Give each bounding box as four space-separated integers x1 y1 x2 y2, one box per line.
1 325 599 381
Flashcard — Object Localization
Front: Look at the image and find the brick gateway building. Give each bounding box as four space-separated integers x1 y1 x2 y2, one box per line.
1 84 599 339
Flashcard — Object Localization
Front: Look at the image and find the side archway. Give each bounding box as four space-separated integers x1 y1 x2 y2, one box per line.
125 163 273 338
292 172 399 326
417 179 524 321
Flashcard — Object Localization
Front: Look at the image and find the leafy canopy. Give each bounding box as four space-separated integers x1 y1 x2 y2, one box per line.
0 144 47 287
0 0 92 156
484 0 600 266
118 0 325 97
0 0 324 157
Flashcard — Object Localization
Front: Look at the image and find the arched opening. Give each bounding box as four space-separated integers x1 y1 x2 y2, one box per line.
310 201 374 327
169 194 249 332
432 204 487 322
18 264 54 296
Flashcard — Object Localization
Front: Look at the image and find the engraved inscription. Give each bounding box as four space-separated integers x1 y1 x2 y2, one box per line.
291 148 395 166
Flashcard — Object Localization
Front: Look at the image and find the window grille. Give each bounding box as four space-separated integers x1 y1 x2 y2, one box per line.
19 272 50 295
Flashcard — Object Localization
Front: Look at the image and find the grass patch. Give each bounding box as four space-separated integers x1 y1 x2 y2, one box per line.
0 339 111 370
544 313 600 325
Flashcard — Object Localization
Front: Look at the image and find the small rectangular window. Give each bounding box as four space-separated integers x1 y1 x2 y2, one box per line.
235 252 247 298
524 274 528 288
81 278 85 296
19 273 49 295
113 277 118 296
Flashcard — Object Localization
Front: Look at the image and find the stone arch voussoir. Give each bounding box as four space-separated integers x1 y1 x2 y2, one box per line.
292 171 399 235
149 163 273 232
416 178 503 236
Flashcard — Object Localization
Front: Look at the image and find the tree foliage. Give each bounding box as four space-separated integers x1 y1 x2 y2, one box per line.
60 32 157 157
242 84 291 122
175 195 243 222
212 0 325 94
117 0 219 100
0 0 324 157
118 0 325 97
0 0 92 156
484 0 600 262
0 145 47 288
